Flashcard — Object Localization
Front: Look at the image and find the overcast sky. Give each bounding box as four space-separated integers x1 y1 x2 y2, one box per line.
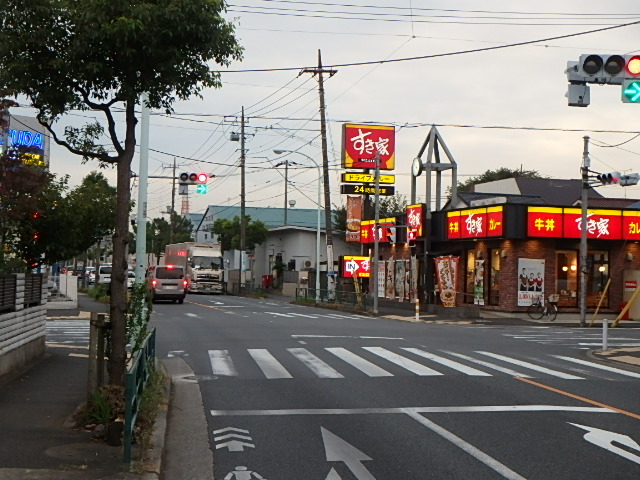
12 1 640 220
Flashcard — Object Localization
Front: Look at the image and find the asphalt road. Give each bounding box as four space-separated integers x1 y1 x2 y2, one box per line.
152 294 640 480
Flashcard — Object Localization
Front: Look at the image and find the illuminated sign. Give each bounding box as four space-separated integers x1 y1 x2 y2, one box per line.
341 256 372 278
341 172 396 184
623 211 640 240
0 129 45 149
406 204 424 240
563 208 622 240
360 218 396 244
446 207 503 239
341 124 395 170
527 207 563 238
527 207 629 239
340 184 395 196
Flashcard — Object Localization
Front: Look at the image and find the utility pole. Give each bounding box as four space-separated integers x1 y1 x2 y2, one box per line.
240 107 247 281
134 94 150 283
302 50 337 300
168 156 176 244
580 136 590 328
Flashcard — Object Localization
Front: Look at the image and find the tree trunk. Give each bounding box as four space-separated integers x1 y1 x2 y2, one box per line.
108 101 137 386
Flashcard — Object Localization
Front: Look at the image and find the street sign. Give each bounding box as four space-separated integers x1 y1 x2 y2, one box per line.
340 184 395 196
341 172 396 184
341 256 371 278
622 80 640 103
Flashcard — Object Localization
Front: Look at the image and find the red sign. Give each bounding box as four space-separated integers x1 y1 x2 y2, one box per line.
625 280 637 291
486 206 504 237
359 218 396 244
460 208 487 238
342 256 371 278
623 211 640 240
446 211 461 239
406 204 424 240
563 208 622 239
528 207 563 237
342 124 395 170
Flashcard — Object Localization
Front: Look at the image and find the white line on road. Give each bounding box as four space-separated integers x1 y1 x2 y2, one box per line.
291 335 404 340
405 410 527 480
442 351 533 377
288 348 344 378
326 347 393 377
363 347 443 375
554 355 640 378
476 351 584 380
402 348 492 376
208 350 238 376
210 405 616 416
248 349 293 379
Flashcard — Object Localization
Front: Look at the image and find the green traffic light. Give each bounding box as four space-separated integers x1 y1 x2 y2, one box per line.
622 80 640 103
196 184 208 194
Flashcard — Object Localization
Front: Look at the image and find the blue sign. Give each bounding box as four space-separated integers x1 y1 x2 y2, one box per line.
0 129 45 149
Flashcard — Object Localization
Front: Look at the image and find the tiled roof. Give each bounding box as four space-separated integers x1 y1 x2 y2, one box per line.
513 178 603 205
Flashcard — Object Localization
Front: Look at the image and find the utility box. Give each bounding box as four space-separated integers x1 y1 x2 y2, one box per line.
622 269 640 320
566 83 590 107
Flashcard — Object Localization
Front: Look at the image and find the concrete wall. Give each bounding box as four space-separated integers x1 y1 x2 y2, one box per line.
0 274 48 380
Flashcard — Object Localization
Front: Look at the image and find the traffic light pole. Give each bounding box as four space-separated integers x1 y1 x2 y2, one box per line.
579 136 590 328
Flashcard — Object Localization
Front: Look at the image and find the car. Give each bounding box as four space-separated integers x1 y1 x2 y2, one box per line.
127 270 136 289
97 264 112 285
148 265 187 304
85 267 96 284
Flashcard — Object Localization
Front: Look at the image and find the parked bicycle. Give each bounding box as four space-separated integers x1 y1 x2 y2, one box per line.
527 294 558 321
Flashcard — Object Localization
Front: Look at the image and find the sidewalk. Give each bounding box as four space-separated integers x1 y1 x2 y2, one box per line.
0 293 638 479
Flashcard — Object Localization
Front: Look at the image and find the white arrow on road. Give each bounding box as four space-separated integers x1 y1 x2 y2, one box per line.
214 427 255 451
325 468 343 480
321 427 376 480
569 423 640 465
215 439 255 451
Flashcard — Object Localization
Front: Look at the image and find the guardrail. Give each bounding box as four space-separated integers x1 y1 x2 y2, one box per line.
123 327 156 463
295 288 368 309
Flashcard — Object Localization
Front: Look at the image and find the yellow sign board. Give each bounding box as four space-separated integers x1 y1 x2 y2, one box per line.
341 172 395 184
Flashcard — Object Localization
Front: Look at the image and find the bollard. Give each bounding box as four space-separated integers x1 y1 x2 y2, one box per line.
602 318 608 352
415 297 419 322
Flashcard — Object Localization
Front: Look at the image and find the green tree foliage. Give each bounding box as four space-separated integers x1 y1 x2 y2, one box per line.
211 216 268 251
373 194 408 218
332 204 347 232
457 167 542 193
0 0 242 386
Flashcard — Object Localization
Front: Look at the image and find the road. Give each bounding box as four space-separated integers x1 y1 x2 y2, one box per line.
151 294 640 480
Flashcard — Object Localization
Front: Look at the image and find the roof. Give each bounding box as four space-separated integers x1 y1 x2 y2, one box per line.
200 205 326 229
580 197 640 209
471 178 603 206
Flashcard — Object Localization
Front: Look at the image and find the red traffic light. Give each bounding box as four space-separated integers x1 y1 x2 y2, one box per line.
626 56 640 76
196 173 208 183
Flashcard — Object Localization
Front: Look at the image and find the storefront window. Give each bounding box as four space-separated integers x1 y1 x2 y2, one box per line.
556 250 578 307
489 249 501 305
588 251 609 308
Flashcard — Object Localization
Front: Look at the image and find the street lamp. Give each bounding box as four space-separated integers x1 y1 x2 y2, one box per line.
273 149 321 302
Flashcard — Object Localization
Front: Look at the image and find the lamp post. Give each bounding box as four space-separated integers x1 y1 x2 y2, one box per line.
273 149 322 302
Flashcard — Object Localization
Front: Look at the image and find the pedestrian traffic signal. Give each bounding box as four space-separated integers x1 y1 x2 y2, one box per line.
179 172 208 185
619 173 640 186
596 171 621 184
577 54 625 84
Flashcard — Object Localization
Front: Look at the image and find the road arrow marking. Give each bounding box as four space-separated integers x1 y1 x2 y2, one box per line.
569 423 640 464
215 439 255 452
167 350 188 358
325 467 343 480
213 427 255 451
321 427 376 480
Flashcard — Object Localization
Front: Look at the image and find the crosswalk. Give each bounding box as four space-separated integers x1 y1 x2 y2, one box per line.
206 346 640 381
45 320 89 346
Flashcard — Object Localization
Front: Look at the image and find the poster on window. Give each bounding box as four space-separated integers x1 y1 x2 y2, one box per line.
385 259 395 299
474 259 485 306
434 256 459 307
395 260 405 301
517 258 545 306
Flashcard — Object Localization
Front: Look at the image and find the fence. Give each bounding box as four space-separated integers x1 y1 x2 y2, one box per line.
123 327 156 463
296 287 368 309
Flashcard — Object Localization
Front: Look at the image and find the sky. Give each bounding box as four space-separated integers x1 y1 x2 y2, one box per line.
10 0 640 221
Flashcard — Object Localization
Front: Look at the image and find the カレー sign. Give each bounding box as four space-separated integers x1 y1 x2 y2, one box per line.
341 256 371 278
341 124 395 170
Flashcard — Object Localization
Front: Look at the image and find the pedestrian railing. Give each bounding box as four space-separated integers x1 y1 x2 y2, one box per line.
123 327 156 463
295 288 368 310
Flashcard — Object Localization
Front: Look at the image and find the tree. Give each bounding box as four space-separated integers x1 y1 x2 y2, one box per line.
0 0 242 386
332 204 347 232
457 167 542 193
211 216 268 251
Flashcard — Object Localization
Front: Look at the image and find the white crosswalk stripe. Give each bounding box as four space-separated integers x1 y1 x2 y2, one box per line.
45 320 90 345
476 351 584 379
204 346 636 381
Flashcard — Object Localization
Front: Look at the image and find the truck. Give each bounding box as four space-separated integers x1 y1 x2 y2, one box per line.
164 242 224 294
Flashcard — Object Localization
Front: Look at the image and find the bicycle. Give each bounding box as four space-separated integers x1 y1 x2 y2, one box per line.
527 294 558 321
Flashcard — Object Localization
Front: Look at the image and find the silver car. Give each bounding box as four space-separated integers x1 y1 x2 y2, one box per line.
148 265 187 304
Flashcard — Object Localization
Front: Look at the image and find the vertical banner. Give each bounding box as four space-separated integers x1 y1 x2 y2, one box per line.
385 259 395 299
434 256 459 307
517 258 545 306
395 260 405 301
474 259 485 306
377 261 386 298
346 195 363 242
410 256 418 303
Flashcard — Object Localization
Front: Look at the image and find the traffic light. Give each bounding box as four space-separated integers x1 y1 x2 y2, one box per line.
178 172 208 185
620 173 640 186
196 184 208 194
596 171 621 184
622 55 640 103
577 54 625 84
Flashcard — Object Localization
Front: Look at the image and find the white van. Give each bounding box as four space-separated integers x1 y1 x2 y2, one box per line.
97 264 112 285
